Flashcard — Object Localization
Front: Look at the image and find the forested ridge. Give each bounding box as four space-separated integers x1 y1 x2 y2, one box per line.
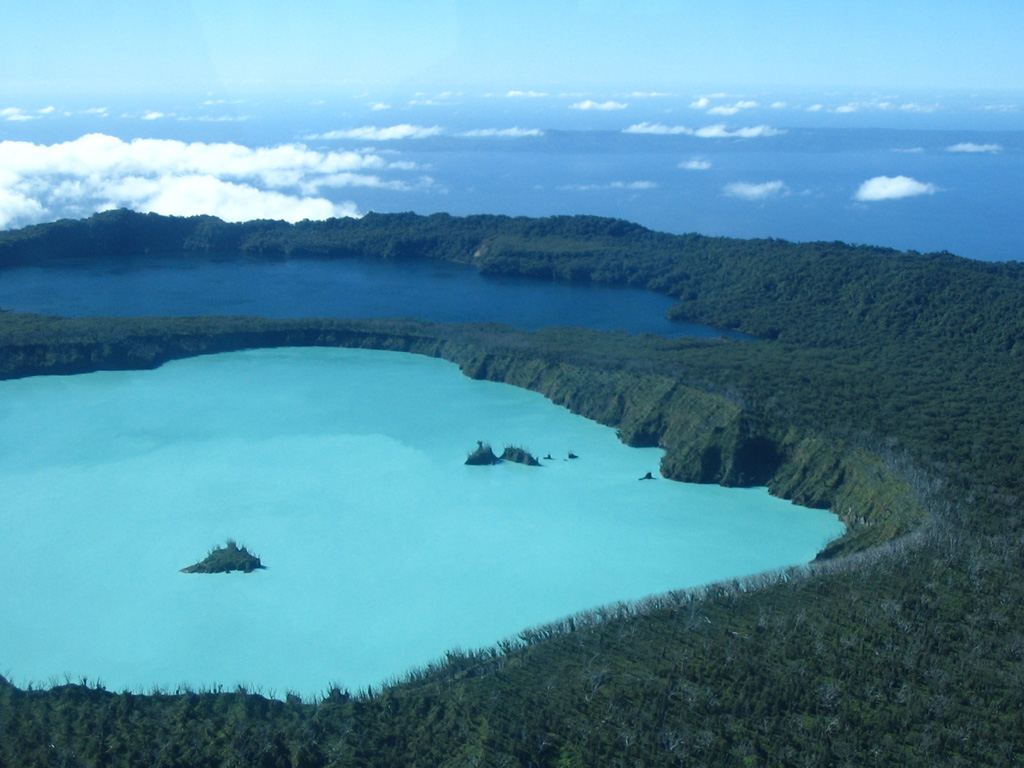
1 210 1023 766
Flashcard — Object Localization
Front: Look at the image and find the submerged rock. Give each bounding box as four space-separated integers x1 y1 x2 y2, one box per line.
181 540 264 574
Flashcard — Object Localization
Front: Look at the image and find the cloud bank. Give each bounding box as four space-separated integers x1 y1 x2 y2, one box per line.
623 123 783 138
571 100 628 111
559 181 657 191
316 125 444 141
459 127 544 138
946 142 1002 153
723 181 788 200
854 175 937 201
679 159 712 170
0 134 436 227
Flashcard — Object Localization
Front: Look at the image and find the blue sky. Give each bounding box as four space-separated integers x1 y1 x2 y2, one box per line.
2 0 1023 95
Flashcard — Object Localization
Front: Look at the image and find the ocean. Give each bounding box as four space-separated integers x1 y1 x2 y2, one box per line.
1 87 1020 261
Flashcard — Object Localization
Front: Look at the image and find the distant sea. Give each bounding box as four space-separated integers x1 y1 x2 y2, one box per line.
1 88 1021 261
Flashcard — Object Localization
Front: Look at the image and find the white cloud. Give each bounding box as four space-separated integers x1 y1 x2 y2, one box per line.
946 142 1002 153
108 175 358 222
723 180 788 200
854 175 937 201
623 122 782 138
679 159 712 170
141 111 166 120
506 90 549 98
707 100 759 116
625 91 671 98
0 134 436 226
559 181 657 191
770 101 787 109
315 125 443 140
570 100 628 111
38 106 56 115
2 107 35 122
694 124 783 138
806 104 824 112
690 97 711 109
893 147 925 153
828 99 938 115
623 122 693 135
303 173 433 193
459 127 544 138
0 186 47 228
370 103 391 111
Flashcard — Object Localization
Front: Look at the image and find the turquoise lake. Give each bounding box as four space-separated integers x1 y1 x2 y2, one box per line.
0 347 843 697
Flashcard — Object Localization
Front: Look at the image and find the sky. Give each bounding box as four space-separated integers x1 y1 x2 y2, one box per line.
2 0 1023 95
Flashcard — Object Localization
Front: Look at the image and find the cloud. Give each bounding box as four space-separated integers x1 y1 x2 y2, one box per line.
806 104 824 112
946 142 1002 153
623 122 693 135
707 100 759 116
0 185 47 228
854 175 937 201
695 124 783 138
302 173 434 193
690 97 711 109
315 125 443 140
830 99 939 115
2 107 35 122
506 90 549 98
723 181 788 200
141 111 166 120
570 100 628 111
559 181 657 191
0 134 439 226
679 159 712 170
105 175 359 222
623 122 783 138
370 103 391 111
459 127 544 138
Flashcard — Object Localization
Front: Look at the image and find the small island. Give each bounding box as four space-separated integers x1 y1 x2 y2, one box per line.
465 441 500 465
181 539 265 574
465 441 541 467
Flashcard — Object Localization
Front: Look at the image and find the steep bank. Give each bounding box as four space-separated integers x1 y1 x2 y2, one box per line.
0 313 924 557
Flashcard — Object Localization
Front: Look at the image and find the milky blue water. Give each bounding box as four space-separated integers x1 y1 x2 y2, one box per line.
0 347 843 697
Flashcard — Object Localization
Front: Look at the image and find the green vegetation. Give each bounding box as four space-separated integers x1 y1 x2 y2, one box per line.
465 440 499 465
499 445 541 466
181 540 264 574
1 210 1023 765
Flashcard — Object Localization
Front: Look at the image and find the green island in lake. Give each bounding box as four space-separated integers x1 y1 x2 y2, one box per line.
2 209 1024 766
180 540 265 574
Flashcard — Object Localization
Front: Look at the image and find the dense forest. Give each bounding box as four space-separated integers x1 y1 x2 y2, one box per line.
1 210 1023 766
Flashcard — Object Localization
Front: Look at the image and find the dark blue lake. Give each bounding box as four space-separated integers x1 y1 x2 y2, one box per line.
0 255 744 338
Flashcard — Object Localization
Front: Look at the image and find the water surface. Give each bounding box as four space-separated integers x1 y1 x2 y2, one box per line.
0 347 842 696
0 254 747 338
